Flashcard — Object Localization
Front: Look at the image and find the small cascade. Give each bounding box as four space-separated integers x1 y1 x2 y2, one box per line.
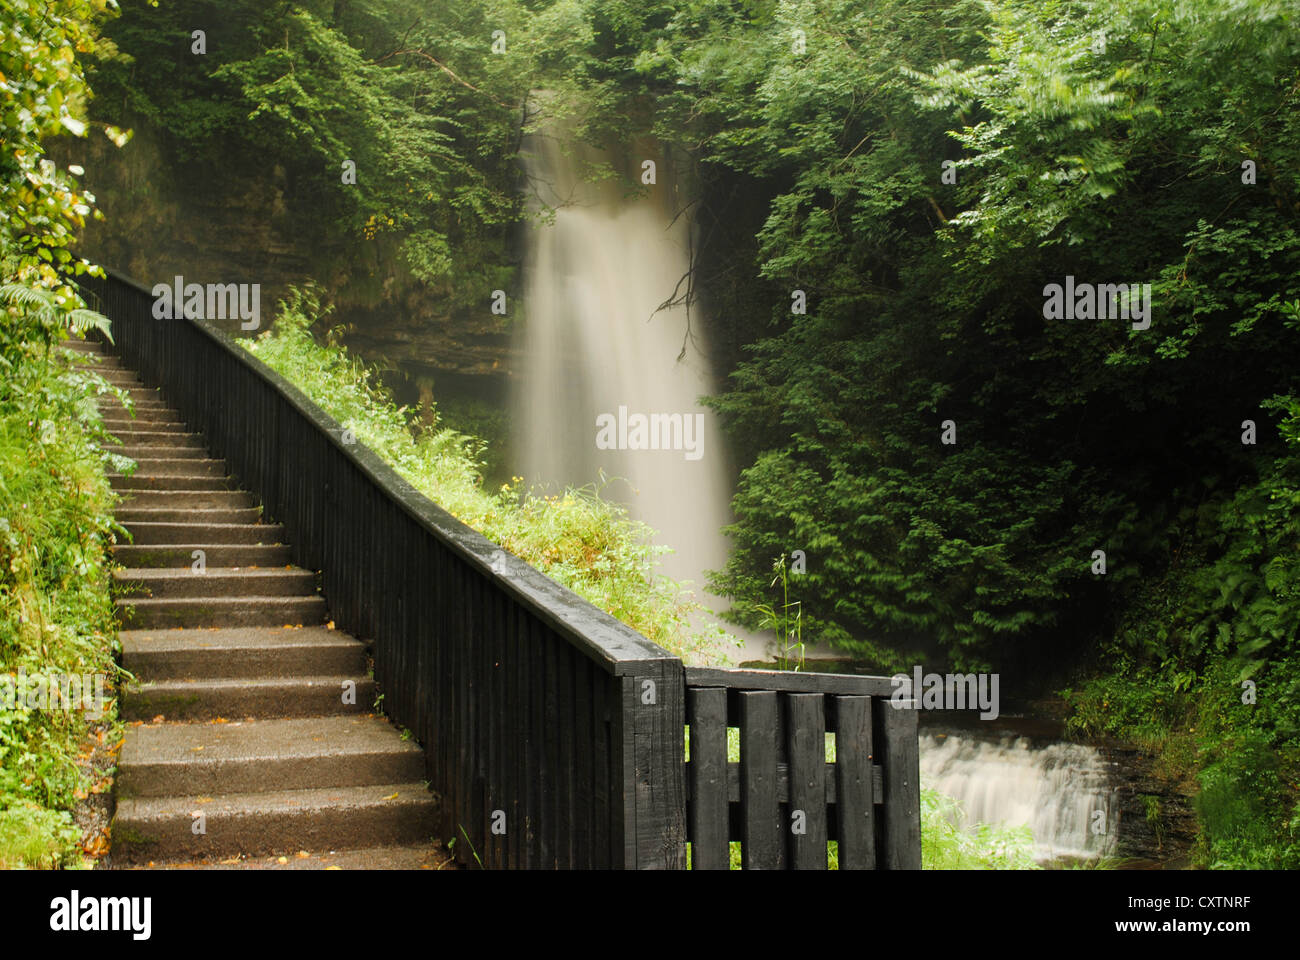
920 731 1120 863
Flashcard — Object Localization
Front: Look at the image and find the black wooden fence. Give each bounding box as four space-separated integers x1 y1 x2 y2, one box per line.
686 668 919 869
79 269 920 870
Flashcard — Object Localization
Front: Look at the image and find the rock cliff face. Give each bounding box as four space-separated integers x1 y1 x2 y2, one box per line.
1103 743 1199 868
52 120 517 384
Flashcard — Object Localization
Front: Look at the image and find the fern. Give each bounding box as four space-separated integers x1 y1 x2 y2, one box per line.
0 283 113 343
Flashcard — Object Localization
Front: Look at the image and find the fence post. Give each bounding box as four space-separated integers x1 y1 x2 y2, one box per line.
880 698 922 869
620 660 687 868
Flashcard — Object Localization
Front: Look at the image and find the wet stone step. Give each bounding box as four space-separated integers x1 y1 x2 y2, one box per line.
115 594 326 629
113 566 316 599
121 673 376 721
121 626 366 681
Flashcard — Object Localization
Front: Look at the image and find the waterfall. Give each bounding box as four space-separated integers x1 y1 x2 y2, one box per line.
511 115 741 638
920 731 1120 863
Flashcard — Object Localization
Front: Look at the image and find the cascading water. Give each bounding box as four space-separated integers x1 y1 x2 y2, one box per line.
512 115 748 653
920 730 1120 863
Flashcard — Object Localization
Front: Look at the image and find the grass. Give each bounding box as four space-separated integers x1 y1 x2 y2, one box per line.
920 787 1040 870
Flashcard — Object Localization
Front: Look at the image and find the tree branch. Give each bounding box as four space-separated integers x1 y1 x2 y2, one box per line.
372 48 510 107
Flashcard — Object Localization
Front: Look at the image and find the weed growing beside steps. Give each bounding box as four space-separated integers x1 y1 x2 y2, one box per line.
0 329 128 868
242 289 738 665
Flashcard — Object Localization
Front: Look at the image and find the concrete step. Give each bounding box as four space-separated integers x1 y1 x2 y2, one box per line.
115 594 325 629
61 339 105 354
111 781 438 864
114 566 315 599
116 716 423 798
110 474 233 492
103 408 185 424
113 445 208 461
103 417 187 432
112 386 166 402
118 843 451 870
121 626 366 680
99 399 173 414
95 379 140 393
116 505 261 524
122 673 375 721
117 489 254 510
114 458 225 477
113 543 292 567
121 521 284 545
100 407 176 423
105 431 206 449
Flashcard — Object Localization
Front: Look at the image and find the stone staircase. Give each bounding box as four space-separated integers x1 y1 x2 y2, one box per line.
69 339 442 868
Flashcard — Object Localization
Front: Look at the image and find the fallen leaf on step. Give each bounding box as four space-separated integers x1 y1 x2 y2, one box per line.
382 792 400 801
325 865 342 871
296 851 310 859
277 856 288 864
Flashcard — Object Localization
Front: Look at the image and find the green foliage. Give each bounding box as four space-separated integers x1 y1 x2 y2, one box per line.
921 787 1041 870
573 0 1300 680
1 0 123 286
0 801 84 870
1066 400 1300 867
0 332 124 867
1196 733 1298 870
243 290 737 663
753 554 805 670
91 0 530 304
1 0 123 868
553 0 1300 867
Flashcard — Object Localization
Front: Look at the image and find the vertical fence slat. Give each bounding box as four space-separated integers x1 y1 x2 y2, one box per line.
786 693 828 869
540 629 559 867
573 655 594 869
880 699 922 870
834 695 876 869
516 609 535 868
593 669 612 868
687 686 729 870
557 646 576 869
738 690 780 869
